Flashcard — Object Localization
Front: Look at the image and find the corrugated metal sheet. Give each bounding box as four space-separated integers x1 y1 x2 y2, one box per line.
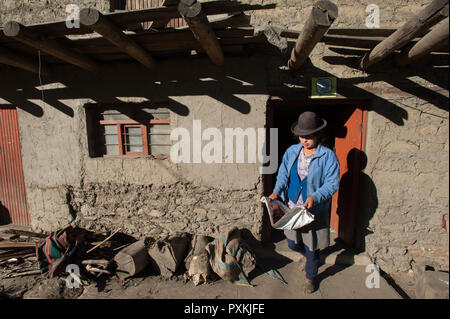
0 107 30 225
126 0 186 29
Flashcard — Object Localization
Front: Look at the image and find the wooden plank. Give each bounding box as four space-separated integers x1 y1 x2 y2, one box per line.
360 0 449 69
280 30 445 50
0 241 37 249
288 0 338 71
3 229 48 239
322 34 385 49
59 29 261 54
396 17 449 65
325 28 431 38
3 21 99 72
80 8 156 68
0 45 47 74
118 1 275 28
178 0 224 65
194 13 251 30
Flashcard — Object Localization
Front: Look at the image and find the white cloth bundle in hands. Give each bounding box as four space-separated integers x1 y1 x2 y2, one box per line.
260 196 315 230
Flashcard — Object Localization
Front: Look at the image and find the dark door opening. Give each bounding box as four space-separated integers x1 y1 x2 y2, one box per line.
264 99 367 247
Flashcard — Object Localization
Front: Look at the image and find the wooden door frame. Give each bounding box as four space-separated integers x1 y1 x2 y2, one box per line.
264 98 368 245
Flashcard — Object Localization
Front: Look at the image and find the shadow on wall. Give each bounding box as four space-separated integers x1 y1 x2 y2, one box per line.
336 148 378 252
0 44 447 125
0 57 261 119
0 201 12 225
323 47 449 114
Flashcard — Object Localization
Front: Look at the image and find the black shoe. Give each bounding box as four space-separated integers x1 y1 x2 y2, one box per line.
304 278 316 294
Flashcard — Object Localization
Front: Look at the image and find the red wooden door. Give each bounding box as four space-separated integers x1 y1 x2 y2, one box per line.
330 107 367 246
0 106 30 225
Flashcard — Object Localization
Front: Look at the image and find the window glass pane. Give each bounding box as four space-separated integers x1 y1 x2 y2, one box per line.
106 144 119 155
150 124 170 134
151 145 170 155
104 125 117 134
135 108 169 121
102 110 130 121
128 145 143 152
150 134 170 145
105 134 118 145
153 112 170 120
127 127 142 135
125 126 143 153
128 134 143 145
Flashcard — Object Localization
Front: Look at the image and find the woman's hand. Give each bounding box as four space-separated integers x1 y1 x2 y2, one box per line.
304 196 314 209
268 193 278 201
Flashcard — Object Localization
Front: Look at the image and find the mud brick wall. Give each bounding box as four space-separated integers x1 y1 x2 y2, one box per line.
0 0 448 274
2 54 268 240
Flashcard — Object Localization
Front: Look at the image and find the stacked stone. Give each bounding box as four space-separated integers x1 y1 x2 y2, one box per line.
68 182 263 241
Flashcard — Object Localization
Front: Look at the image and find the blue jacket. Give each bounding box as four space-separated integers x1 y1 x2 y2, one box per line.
273 143 340 215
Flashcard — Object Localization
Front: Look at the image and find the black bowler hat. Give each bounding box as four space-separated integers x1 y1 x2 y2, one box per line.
291 111 327 136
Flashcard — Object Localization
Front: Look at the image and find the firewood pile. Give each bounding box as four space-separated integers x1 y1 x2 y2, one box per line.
0 228 46 278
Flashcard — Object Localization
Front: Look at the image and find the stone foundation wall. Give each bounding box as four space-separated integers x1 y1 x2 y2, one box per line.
67 182 263 240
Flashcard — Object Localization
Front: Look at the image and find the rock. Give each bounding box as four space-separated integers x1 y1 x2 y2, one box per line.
23 278 64 299
193 208 207 215
149 228 163 236
415 267 449 299
149 209 166 218
195 214 208 222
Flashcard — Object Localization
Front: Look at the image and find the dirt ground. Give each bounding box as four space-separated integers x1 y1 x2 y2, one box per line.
0 255 408 300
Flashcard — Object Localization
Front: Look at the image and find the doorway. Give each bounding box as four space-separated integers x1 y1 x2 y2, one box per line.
0 106 30 225
264 99 367 247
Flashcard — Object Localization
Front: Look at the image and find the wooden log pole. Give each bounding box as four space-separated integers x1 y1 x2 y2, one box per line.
0 46 48 75
178 0 224 65
3 21 99 72
360 0 449 69
80 8 156 69
287 0 338 71
396 17 449 66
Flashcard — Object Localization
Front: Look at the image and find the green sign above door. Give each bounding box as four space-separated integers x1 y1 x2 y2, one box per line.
312 77 337 98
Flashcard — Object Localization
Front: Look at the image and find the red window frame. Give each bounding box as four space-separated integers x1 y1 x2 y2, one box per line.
96 111 170 159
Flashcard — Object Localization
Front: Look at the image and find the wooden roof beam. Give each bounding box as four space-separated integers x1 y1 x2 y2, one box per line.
0 46 48 75
0 1 275 40
396 17 449 66
3 21 99 72
288 0 338 71
360 0 449 69
150 0 180 29
80 8 156 69
178 0 224 65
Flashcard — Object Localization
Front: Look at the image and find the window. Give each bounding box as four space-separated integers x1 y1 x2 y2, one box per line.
86 104 171 158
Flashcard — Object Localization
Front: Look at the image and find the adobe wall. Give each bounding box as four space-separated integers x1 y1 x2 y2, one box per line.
0 56 269 240
1 0 448 274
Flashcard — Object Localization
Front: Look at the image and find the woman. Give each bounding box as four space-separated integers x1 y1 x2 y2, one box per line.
269 111 340 294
